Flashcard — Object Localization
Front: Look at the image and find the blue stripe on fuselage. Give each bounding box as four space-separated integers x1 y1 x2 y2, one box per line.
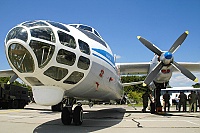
92 48 116 69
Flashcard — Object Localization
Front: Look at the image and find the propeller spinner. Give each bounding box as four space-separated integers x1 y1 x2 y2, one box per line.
137 31 198 86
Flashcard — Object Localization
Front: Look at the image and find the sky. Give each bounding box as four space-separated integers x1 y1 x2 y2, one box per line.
0 0 199 87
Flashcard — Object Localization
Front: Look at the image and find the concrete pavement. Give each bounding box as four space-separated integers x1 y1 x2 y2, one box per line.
0 103 199 133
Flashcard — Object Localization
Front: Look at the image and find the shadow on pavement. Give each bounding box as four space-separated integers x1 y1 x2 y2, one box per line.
33 108 125 133
155 111 200 118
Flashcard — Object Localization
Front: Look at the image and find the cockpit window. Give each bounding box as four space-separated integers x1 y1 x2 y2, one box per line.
29 40 55 68
57 31 76 49
30 27 56 42
69 24 78 28
47 21 70 32
63 71 84 84
44 66 68 81
79 25 92 32
78 40 90 55
6 27 28 43
56 49 76 66
8 43 34 73
94 30 100 38
22 21 48 27
78 29 107 48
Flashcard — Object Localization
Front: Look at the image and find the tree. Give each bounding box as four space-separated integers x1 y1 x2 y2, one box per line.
121 75 148 104
192 83 200 88
0 77 31 91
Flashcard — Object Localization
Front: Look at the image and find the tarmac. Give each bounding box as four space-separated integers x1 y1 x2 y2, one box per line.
0 103 199 133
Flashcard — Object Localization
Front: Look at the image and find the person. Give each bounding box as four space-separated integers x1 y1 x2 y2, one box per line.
188 91 197 112
197 92 200 112
163 91 170 112
174 94 179 110
149 92 155 114
188 91 193 111
178 92 187 112
142 91 149 113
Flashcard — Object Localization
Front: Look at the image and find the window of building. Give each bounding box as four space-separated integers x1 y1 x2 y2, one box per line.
56 49 76 66
44 66 68 81
8 43 34 73
30 27 56 42
29 40 55 68
77 56 90 70
78 40 90 55
63 71 84 84
6 27 28 43
57 31 76 49
47 21 70 32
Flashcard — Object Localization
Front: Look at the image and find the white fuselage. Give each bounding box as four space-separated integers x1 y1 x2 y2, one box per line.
5 20 123 105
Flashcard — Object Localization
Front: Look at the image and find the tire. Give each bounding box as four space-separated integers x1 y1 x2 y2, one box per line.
61 107 72 125
73 106 83 125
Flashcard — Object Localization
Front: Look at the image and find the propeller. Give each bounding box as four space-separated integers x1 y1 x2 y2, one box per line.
137 31 198 86
7 74 18 84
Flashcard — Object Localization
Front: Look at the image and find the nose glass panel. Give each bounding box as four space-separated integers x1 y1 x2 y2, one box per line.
29 40 55 68
6 27 28 43
30 27 56 43
8 43 34 73
44 66 68 81
63 71 84 84
22 21 48 27
56 49 76 66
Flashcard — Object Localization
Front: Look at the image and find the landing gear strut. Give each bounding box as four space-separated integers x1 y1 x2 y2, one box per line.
153 82 169 113
61 98 83 125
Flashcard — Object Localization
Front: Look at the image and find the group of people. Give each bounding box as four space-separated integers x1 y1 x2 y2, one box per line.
163 91 200 112
142 90 200 113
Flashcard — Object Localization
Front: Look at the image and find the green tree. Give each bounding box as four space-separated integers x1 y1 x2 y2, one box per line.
121 75 148 104
192 83 200 88
0 77 31 91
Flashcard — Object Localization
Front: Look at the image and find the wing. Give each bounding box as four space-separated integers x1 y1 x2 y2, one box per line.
116 62 150 75
0 69 18 84
116 63 150 87
0 69 16 77
172 62 200 72
122 81 143 87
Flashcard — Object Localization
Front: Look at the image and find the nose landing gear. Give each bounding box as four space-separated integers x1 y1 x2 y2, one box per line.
73 106 83 125
61 98 83 125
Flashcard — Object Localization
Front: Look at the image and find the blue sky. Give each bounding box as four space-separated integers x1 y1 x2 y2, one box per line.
0 0 199 87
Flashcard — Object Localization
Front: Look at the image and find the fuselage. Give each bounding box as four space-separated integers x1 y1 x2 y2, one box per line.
5 20 123 105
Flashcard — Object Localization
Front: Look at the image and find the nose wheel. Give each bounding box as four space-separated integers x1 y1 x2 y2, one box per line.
73 106 83 125
61 105 83 125
61 107 72 125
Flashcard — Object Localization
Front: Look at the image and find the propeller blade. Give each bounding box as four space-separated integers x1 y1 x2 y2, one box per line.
169 31 189 54
137 36 162 56
7 74 18 84
172 61 198 82
143 62 163 86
